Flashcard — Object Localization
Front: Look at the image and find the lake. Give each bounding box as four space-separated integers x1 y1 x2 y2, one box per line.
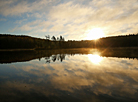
0 48 138 102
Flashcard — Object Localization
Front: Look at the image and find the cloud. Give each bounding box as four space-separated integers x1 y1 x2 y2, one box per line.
1 0 138 40
48 2 92 21
0 18 6 21
45 0 138 39
0 0 54 16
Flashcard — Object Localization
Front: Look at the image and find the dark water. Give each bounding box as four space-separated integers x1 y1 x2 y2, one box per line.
0 48 138 102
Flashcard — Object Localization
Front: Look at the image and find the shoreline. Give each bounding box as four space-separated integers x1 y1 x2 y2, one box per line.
0 47 138 52
0 49 35 52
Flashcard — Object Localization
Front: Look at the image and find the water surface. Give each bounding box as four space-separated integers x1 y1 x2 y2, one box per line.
0 48 138 102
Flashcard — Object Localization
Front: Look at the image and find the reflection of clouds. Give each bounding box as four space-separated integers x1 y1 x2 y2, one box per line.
1 55 138 101
31 56 138 96
49 56 138 97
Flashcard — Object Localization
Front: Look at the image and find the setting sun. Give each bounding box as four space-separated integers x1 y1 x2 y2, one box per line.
86 28 105 40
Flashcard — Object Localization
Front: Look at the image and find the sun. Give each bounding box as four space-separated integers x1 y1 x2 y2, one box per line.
86 28 105 40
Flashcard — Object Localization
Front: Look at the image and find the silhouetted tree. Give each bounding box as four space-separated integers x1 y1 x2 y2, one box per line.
52 55 57 62
45 57 50 63
60 36 64 41
45 35 50 40
51 36 56 41
57 37 59 41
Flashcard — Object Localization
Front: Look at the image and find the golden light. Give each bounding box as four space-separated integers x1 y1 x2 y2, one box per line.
86 28 105 40
88 54 103 64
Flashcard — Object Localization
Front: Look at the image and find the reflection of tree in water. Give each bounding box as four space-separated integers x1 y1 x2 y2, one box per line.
1 48 138 64
38 58 41 61
45 57 50 63
52 55 56 62
45 54 66 63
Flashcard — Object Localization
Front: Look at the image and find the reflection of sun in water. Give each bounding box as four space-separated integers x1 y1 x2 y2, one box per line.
86 28 105 40
88 54 103 64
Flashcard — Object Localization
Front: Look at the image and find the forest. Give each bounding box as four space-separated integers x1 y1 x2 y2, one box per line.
0 33 138 50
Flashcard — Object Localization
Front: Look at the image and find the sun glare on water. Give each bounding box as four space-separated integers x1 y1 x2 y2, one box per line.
88 54 103 64
86 28 105 40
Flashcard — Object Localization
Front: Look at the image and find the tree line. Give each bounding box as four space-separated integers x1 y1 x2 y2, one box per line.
0 34 65 49
95 34 138 48
0 33 138 50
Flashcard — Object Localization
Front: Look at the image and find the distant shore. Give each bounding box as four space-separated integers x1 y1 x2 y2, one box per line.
1 34 138 50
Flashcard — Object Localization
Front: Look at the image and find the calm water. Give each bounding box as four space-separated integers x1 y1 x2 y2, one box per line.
0 48 138 102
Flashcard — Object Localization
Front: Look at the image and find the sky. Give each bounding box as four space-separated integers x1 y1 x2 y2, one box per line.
0 0 138 40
